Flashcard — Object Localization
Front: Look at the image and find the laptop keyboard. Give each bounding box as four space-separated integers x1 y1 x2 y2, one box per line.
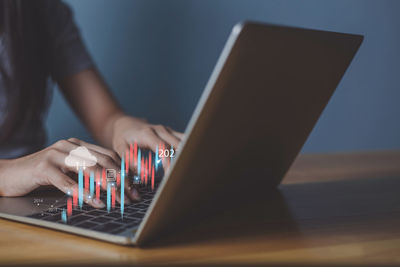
28 185 158 235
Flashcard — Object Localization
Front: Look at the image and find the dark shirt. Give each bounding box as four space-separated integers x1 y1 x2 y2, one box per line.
0 0 93 158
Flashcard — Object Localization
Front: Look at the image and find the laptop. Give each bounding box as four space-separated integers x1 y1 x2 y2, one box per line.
0 21 363 246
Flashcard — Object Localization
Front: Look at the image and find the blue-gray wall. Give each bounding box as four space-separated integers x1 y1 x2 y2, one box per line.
46 0 400 153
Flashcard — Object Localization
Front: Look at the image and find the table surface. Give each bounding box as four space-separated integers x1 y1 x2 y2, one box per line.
1 150 400 266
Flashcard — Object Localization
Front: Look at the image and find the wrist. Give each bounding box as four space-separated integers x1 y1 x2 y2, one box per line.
0 159 12 196
101 111 126 148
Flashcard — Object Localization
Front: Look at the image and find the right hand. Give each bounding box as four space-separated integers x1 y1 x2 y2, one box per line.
0 138 140 208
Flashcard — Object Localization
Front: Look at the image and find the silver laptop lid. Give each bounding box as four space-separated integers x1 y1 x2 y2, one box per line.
135 21 363 245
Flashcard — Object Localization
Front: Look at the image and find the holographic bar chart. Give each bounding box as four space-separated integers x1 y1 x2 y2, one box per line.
61 141 174 222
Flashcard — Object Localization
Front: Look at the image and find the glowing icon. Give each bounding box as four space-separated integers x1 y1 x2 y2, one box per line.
65 146 97 170
106 169 116 183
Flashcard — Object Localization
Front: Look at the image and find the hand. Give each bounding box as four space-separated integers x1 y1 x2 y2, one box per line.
110 115 184 171
0 138 139 207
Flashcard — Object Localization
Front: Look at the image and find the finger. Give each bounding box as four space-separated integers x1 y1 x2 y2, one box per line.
161 155 171 174
47 149 114 194
53 140 121 173
53 139 120 172
112 142 137 185
48 147 125 208
115 188 122 203
67 138 121 167
46 166 105 208
112 158 140 203
86 149 120 173
129 130 170 172
144 129 173 171
68 138 121 166
113 141 132 173
151 143 169 173
115 187 132 205
148 128 179 170
113 144 141 202
86 172 127 206
154 125 180 149
124 176 141 201
109 184 134 205
166 126 184 140
57 152 119 184
140 128 168 151
99 169 138 205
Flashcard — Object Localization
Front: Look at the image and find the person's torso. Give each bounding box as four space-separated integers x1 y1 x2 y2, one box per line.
0 34 51 159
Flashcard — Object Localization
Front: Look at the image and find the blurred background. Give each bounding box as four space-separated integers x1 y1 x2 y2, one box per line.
46 0 400 153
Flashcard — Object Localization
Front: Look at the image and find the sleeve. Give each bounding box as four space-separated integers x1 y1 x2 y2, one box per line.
43 0 94 82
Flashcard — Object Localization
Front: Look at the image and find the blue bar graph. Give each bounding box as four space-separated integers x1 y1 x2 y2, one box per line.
78 168 83 208
90 171 94 196
107 182 111 213
121 156 125 217
61 209 67 223
155 144 159 171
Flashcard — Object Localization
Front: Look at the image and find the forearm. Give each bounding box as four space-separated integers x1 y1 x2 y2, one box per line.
58 68 125 148
0 159 6 196
0 159 9 179
57 67 183 159
0 159 18 197
100 110 126 148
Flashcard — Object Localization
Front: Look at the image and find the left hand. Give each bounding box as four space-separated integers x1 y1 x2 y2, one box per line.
111 115 183 156
110 114 183 184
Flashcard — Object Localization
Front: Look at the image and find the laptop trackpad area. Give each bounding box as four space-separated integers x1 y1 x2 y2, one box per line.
0 187 65 216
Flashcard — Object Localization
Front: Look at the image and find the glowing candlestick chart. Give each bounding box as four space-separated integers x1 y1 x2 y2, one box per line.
60 142 173 223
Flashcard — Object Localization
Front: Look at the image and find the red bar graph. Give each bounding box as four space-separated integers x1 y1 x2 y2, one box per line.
117 172 121 187
96 170 100 200
145 158 148 186
102 168 106 187
130 143 133 167
134 142 137 167
111 186 115 209
73 187 78 207
125 149 129 174
67 198 72 216
141 158 144 184
148 151 152 176
151 165 155 191
84 171 89 193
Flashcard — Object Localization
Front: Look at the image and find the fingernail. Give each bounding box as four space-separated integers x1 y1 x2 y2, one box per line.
130 188 141 201
93 198 105 208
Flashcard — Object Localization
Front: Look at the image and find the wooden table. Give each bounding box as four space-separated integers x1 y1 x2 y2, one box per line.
1 150 400 266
